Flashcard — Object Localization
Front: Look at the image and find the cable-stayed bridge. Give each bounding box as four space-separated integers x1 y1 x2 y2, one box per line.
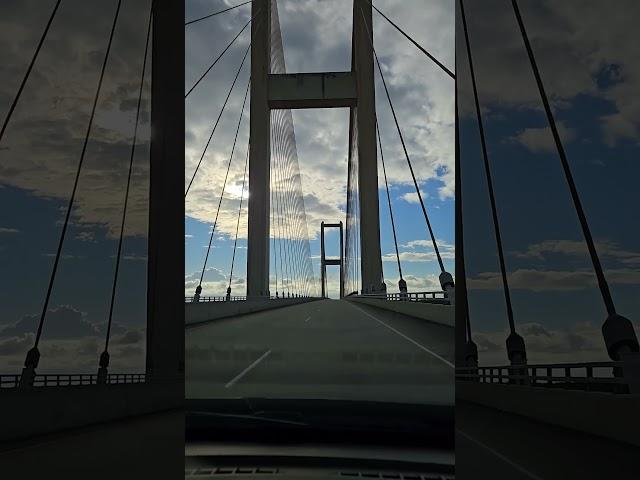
184 0 456 411
0 0 637 477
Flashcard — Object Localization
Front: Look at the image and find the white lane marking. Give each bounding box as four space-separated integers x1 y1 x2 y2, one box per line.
224 349 272 388
456 429 545 480
350 303 454 369
304 316 311 323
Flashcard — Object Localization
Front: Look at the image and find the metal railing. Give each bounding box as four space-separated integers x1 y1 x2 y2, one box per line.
456 361 630 393
185 295 315 303
186 295 248 303
0 373 146 389
354 290 449 304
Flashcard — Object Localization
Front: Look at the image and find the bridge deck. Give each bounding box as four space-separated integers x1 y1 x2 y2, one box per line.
186 299 454 405
457 400 640 480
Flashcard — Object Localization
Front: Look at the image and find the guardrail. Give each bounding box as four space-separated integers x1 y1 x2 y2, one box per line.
185 295 315 303
354 290 449 304
456 361 630 393
0 373 146 389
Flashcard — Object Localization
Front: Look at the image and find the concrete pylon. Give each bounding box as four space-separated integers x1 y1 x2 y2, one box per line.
246 0 271 298
245 0 384 297
352 0 384 294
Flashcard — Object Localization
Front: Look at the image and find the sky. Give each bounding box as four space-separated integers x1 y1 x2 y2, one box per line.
457 0 640 365
4 0 634 374
184 0 455 301
0 0 152 373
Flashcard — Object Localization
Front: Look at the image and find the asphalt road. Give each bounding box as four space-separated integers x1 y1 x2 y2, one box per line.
185 299 455 405
456 400 640 480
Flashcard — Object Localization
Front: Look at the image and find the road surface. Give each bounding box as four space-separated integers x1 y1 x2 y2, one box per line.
186 299 454 405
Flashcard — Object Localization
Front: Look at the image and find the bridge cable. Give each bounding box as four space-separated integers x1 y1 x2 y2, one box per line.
274 135 288 296
100 5 153 373
28 0 123 360
185 0 253 26
197 76 250 290
185 43 251 197
345 110 358 294
454 47 474 345
272 113 288 296
360 8 446 274
228 140 250 294
365 0 455 80
511 0 617 316
459 0 517 334
0 0 63 145
184 11 257 98
270 144 280 297
375 119 403 281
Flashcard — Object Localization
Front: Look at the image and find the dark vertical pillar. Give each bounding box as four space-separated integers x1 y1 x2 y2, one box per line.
146 0 184 382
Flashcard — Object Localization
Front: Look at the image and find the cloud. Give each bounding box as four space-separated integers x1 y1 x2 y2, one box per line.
514 239 640 266
0 0 152 238
457 0 640 148
468 268 640 292
399 191 427 204
468 319 640 365
0 333 34 355
0 227 19 233
510 122 576 153
0 322 145 374
0 305 99 339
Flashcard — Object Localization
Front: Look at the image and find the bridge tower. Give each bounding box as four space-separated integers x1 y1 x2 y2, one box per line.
246 0 384 297
320 222 345 298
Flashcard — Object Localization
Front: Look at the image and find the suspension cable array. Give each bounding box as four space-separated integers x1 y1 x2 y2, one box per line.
185 43 251 197
99 5 153 382
185 11 257 98
454 17 477 368
185 0 253 27
359 9 449 279
267 0 315 298
344 108 361 295
20 0 124 385
375 119 404 287
459 0 526 365
194 76 250 299
0 0 62 144
227 140 250 299
509 0 638 360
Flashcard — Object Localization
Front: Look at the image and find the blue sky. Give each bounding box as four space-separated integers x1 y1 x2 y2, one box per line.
457 0 640 365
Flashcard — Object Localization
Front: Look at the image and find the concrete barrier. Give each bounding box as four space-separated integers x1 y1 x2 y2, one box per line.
347 297 454 328
185 297 322 326
457 381 640 447
0 381 182 442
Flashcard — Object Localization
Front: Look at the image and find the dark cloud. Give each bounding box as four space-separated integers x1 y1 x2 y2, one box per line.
0 305 99 339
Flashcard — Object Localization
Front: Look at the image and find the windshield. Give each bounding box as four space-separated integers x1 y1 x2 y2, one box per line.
184 0 455 423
